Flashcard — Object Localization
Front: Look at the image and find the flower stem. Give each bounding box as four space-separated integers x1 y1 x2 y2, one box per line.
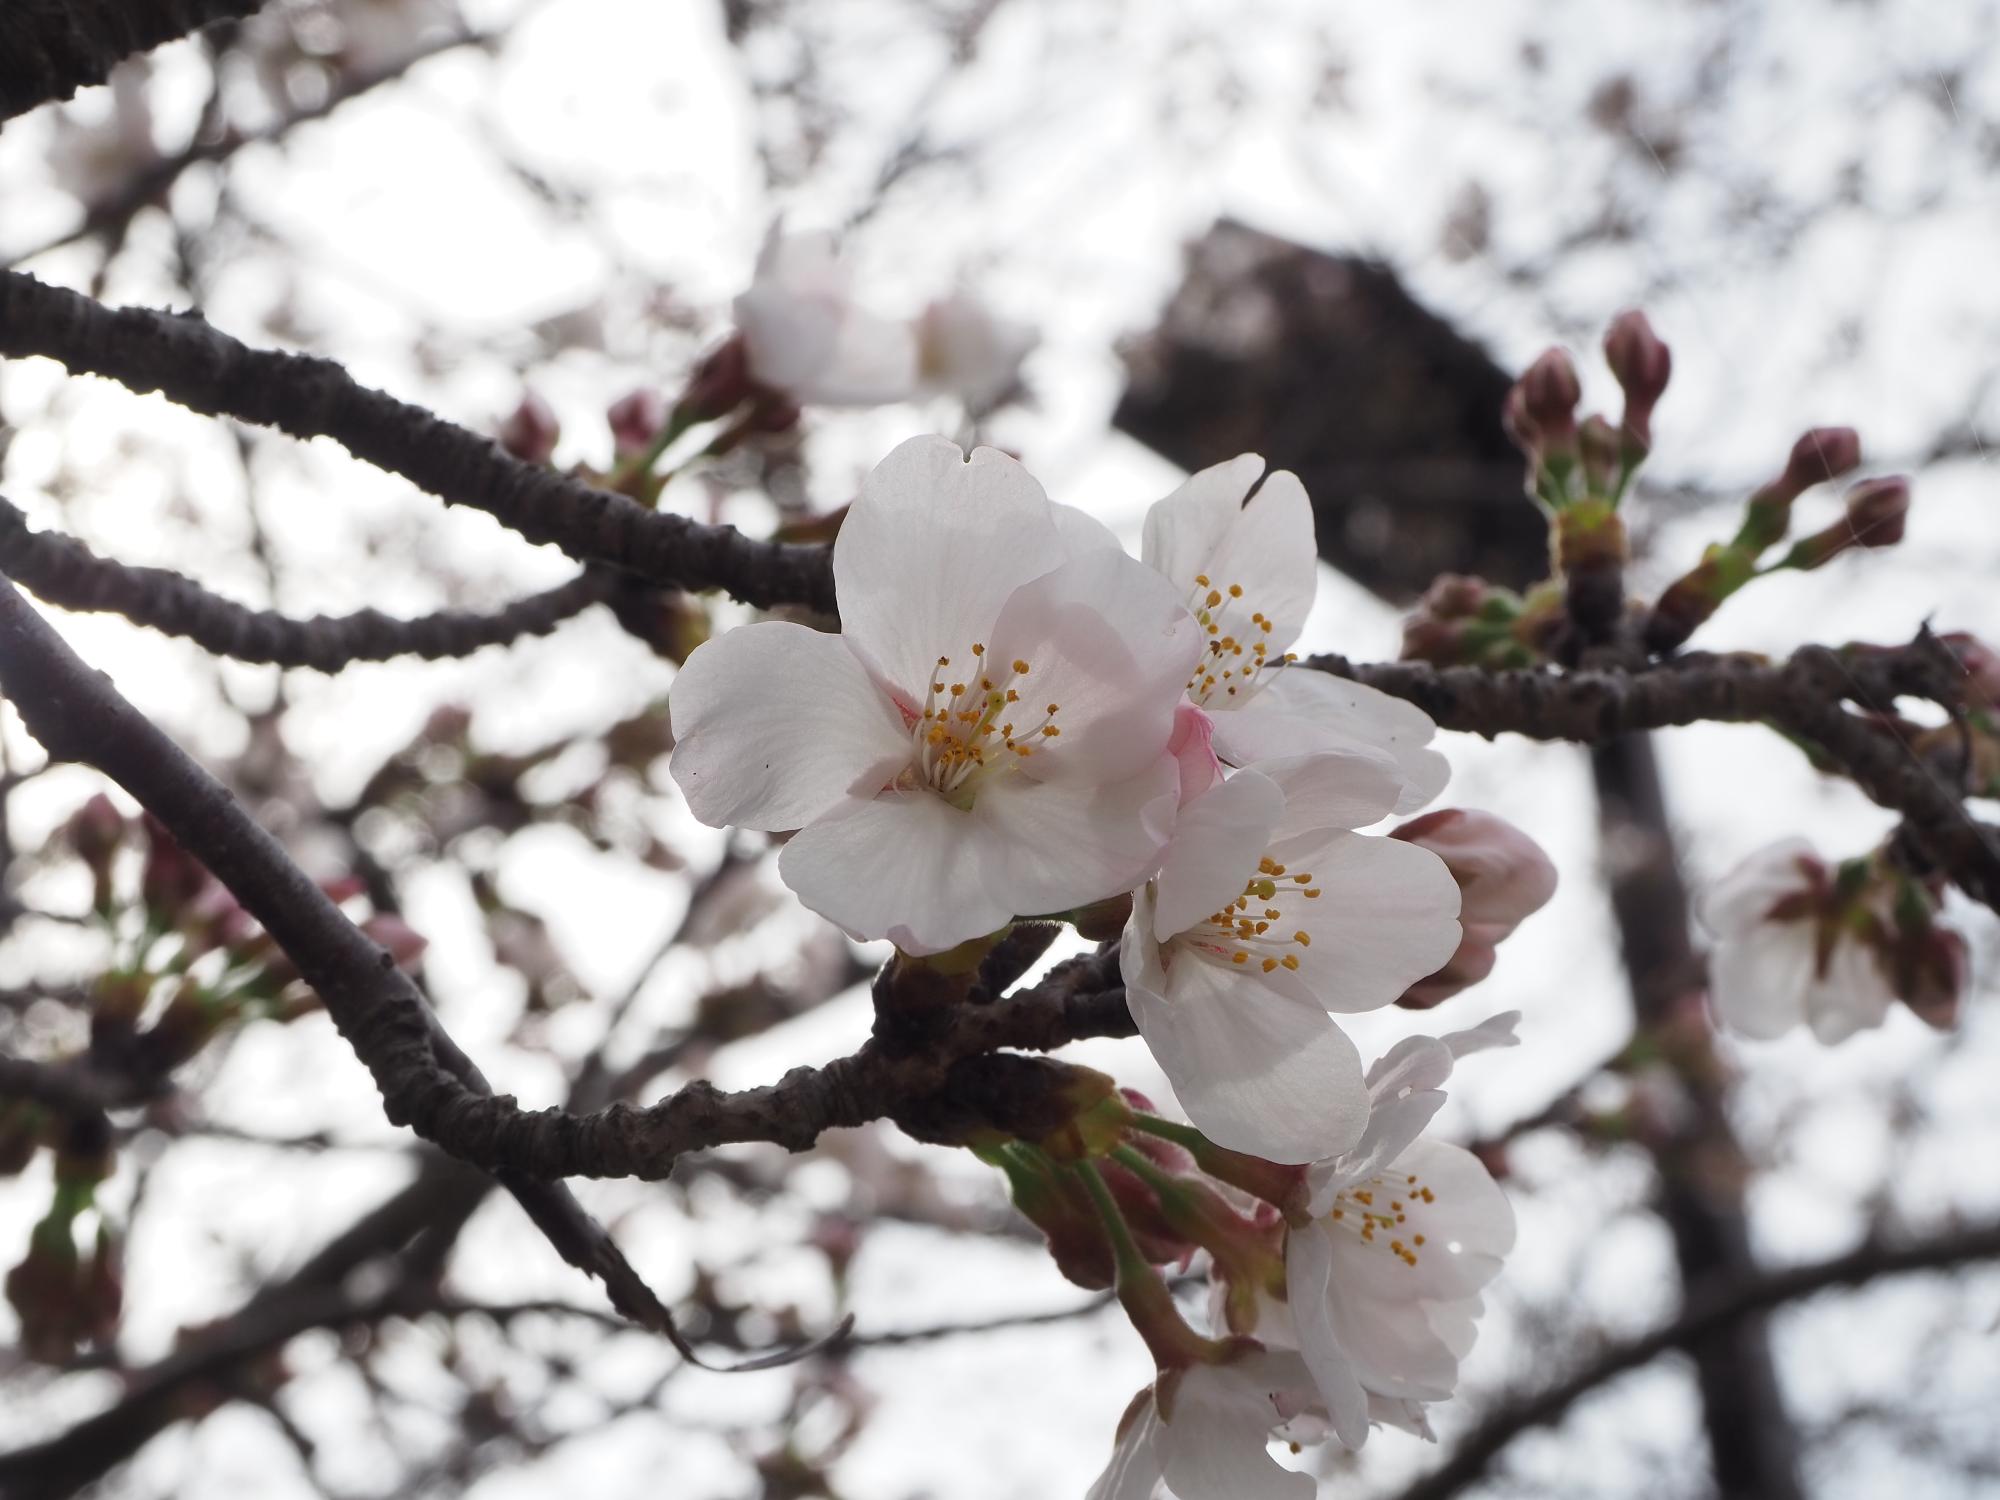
1125 1113 1306 1212
1068 1158 1222 1370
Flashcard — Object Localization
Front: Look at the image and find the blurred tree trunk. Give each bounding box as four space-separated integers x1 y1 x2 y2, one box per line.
1116 220 1804 1500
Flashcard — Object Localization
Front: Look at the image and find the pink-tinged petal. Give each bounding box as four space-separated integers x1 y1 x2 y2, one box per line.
986 547 1202 783
1284 1227 1372 1449
777 789 1015 953
1707 923 1815 1038
1158 1360 1316 1500
1169 701 1224 805
1152 770 1285 940
1126 948 1368 1164
1392 809 1558 927
834 437 1068 701
781 762 1176 954
1259 751 1405 835
668 622 909 831
1234 670 1451 813
1141 453 1266 585
1263 831 1463 1014
973 756 1182 918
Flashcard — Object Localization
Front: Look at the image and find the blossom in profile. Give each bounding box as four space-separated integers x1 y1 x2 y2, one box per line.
1284 1015 1519 1446
669 435 1200 953
1140 456 1450 811
732 228 919 408
1121 757 1462 1163
1088 1351 1319 1500
1700 838 1897 1043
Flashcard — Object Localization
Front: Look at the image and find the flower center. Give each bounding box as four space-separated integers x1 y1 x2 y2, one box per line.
902 644 1061 808
1324 1169 1438 1268
1184 573 1297 707
1182 855 1322 974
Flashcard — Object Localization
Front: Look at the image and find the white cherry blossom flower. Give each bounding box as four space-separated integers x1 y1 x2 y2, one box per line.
670 436 1200 954
1120 756 1463 1164
1141 455 1450 812
1284 1016 1519 1447
1701 838 1895 1043
733 228 919 407
915 292 1036 413
1089 1351 1319 1500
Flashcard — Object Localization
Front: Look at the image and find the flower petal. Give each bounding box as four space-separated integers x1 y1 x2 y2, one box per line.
1224 670 1450 813
974 757 1182 918
1700 838 1819 939
1141 453 1266 586
1264 831 1463 1013
1284 1226 1372 1449
986 547 1203 783
834 437 1068 701
1086 1393 1164 1500
668 621 909 831
1152 769 1286 940
1159 1361 1316 1500
1126 947 1368 1164
1804 937 1895 1043
1707 923 1814 1038
1259 751 1405 835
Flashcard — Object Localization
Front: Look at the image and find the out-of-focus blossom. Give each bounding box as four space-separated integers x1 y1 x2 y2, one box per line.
48 62 156 208
733 229 919 408
915 293 1036 413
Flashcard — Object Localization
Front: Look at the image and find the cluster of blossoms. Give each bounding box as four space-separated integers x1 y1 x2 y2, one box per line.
668 435 1559 1481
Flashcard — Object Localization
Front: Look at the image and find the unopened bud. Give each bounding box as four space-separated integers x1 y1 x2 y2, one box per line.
679 334 755 423
607 388 668 459
1782 427 1863 494
497 391 560 465
1602 310 1671 452
64 794 125 879
1941 633 2000 713
138 816 208 917
1071 891 1135 943
1398 922 1503 1009
1392 809 1558 929
1520 348 1582 438
1579 414 1623 493
1843 475 1910 547
361 912 428 971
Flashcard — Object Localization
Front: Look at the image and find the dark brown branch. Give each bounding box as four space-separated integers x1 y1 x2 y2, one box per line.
0 272 834 611
0 493 615 669
1309 643 2000 913
1392 1220 2000 1500
0 0 269 120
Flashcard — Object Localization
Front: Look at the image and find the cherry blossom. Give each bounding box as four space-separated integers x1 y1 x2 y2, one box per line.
733 228 919 407
1120 756 1463 1163
1700 838 1896 1043
915 293 1036 413
1141 455 1450 811
669 436 1200 954
1285 1015 1519 1446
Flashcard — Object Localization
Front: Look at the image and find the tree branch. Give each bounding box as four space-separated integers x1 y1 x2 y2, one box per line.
0 272 834 611
0 493 617 669
0 0 269 120
1391 1220 2000 1500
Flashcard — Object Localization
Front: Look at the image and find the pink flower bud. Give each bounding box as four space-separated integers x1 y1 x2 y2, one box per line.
1579 413 1623 492
1602 309 1671 448
1842 475 1910 548
1391 809 1558 928
1397 923 1502 1009
361 913 429 971
1519 348 1582 444
679 333 755 422
607 388 668 458
65 794 125 872
139 816 209 917
497 391 560 465
1782 427 1862 494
